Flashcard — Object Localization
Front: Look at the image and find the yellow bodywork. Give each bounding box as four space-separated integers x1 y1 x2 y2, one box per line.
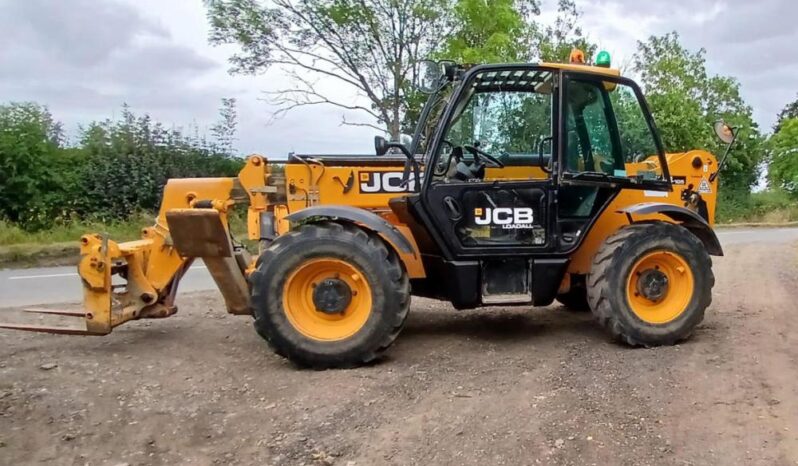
3 142 716 337
0 59 719 336
61 143 716 335
568 150 718 274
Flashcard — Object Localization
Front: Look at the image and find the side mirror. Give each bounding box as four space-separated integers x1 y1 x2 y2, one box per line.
709 120 738 182
374 135 389 156
713 120 735 144
417 60 441 94
375 135 413 160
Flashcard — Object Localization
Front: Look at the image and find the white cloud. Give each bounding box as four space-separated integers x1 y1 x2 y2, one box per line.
2 0 796 158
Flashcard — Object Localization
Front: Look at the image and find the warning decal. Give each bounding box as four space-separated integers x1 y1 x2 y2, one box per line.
698 178 712 194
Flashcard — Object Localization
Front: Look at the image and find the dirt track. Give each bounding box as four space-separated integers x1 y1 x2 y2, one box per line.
1 240 798 466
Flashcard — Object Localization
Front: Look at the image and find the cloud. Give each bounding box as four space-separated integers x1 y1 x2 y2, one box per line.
0 0 168 67
0 0 378 156
1 0 795 158
574 0 798 129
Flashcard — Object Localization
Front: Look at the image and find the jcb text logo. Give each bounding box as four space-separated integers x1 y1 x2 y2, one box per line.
474 207 535 229
359 171 422 193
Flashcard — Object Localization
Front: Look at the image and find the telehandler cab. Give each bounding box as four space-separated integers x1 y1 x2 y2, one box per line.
1 51 735 368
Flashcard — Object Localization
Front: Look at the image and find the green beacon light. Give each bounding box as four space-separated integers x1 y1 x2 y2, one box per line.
595 50 611 68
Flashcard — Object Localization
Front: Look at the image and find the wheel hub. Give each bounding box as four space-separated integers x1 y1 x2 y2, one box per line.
636 269 669 301
312 278 352 314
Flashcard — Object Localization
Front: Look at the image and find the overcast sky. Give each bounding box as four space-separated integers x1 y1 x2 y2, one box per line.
1 0 796 158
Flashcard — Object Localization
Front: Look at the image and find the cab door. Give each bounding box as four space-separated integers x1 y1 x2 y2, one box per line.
556 72 673 247
420 66 560 259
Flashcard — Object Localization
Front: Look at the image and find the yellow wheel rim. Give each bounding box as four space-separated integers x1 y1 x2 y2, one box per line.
283 258 372 341
626 250 694 324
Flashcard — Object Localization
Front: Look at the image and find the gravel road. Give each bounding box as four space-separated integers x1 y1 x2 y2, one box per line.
1 239 797 465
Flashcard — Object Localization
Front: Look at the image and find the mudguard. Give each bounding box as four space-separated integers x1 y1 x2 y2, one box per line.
285 205 415 254
618 202 723 256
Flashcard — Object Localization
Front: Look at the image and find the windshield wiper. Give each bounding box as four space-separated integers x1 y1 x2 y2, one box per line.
566 171 614 181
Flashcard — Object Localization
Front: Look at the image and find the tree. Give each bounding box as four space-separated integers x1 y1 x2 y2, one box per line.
537 0 596 63
0 103 65 227
402 0 541 137
768 118 798 196
774 95 798 134
437 0 536 64
632 32 764 195
207 0 450 139
211 97 238 156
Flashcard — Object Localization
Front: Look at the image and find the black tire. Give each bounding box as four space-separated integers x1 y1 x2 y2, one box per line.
586 222 714 346
556 276 590 311
250 222 410 369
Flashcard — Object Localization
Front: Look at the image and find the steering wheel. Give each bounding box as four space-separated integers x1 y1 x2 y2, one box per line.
463 144 505 168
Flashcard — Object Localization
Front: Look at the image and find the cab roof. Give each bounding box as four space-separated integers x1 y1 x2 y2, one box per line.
539 62 621 77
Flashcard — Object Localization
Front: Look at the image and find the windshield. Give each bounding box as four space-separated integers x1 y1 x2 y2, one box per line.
431 69 554 180
447 89 551 154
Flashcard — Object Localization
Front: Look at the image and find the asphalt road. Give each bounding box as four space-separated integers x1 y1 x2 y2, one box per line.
1 227 797 308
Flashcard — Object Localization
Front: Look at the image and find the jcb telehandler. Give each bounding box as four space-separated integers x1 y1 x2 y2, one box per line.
1 52 737 368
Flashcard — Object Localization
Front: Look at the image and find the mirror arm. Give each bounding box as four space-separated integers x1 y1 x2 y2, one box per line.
387 142 421 192
409 75 449 156
709 128 737 183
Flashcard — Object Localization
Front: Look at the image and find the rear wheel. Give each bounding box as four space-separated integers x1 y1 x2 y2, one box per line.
587 222 713 346
250 222 410 368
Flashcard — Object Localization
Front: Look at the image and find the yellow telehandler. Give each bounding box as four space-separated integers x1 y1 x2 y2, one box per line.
1 52 737 368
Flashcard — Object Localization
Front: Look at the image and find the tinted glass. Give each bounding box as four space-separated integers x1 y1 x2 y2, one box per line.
564 79 663 180
433 69 554 181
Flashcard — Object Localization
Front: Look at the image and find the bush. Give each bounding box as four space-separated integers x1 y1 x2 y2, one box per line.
0 102 244 231
769 118 798 196
0 103 66 229
716 189 798 224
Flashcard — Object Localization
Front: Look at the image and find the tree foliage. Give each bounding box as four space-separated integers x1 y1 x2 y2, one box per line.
537 0 595 63
774 95 798 134
207 0 450 139
207 0 596 139
0 102 243 230
437 0 536 64
0 103 65 227
211 97 238 156
632 32 764 195
768 118 798 196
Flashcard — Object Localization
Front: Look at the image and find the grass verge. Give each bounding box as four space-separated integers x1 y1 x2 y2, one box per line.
716 190 798 224
0 214 153 269
0 211 252 269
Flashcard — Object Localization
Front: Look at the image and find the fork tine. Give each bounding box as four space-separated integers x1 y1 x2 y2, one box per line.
0 323 103 335
23 308 87 318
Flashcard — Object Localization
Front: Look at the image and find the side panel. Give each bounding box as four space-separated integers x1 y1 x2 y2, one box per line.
282 164 549 212
284 164 417 211
568 150 718 274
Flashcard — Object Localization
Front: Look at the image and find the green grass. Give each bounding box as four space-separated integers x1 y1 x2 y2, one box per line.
0 210 255 268
716 189 798 224
0 213 152 246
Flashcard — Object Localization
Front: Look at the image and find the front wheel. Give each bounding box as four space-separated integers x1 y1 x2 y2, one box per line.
250 222 410 369
587 222 714 346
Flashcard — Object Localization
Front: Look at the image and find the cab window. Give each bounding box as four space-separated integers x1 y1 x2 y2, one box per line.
564 78 663 181
432 69 554 182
